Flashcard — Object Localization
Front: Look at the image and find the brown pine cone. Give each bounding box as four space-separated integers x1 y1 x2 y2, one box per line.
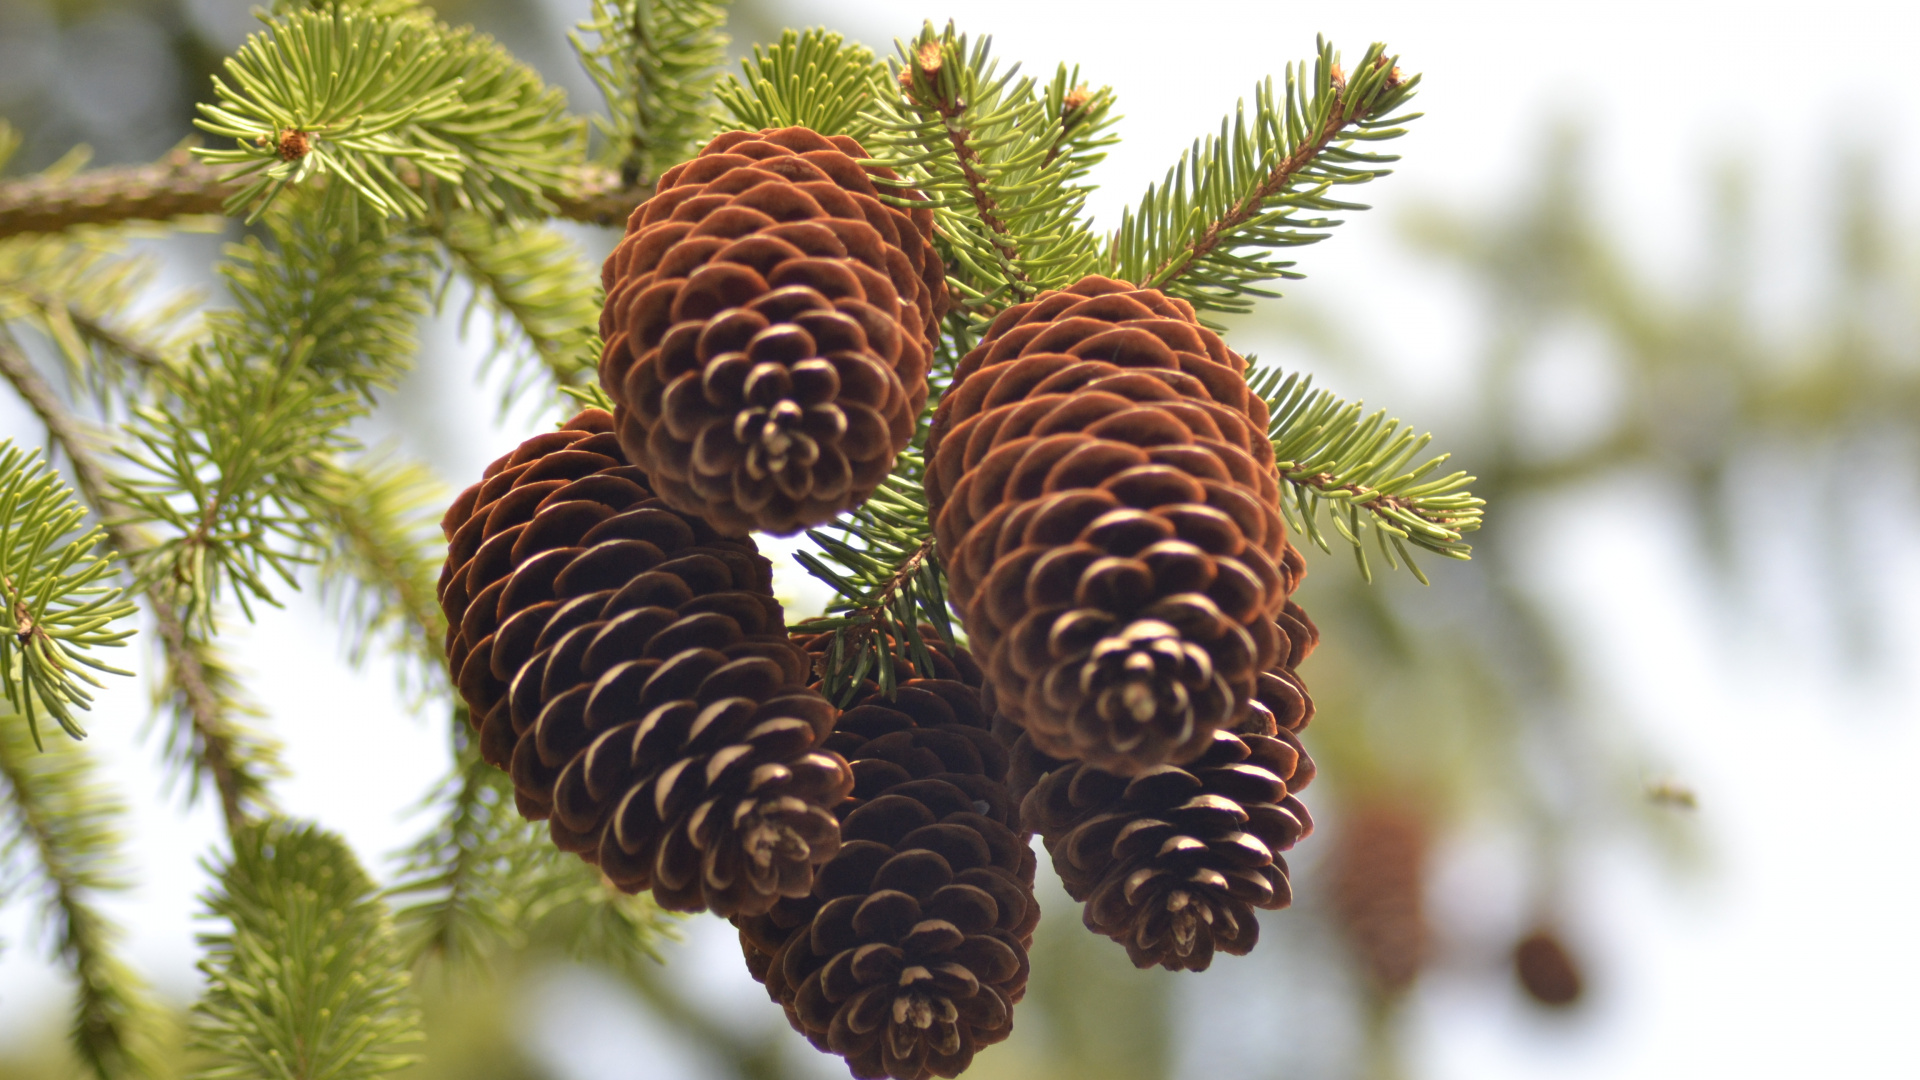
437 408 853 917
1017 661 1314 972
1326 799 1432 995
925 274 1309 775
1513 927 1584 1007
736 640 1036 1080
599 126 949 536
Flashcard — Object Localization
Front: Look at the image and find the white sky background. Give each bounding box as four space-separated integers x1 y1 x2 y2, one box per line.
5 1 1920 1077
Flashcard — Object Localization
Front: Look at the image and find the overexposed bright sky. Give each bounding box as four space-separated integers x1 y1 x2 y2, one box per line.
3 2 1919 1077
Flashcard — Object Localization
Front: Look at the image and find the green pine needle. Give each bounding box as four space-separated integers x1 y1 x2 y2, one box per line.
1108 37 1421 322
715 28 886 141
1252 365 1483 583
196 8 580 225
0 441 137 745
190 818 423 1080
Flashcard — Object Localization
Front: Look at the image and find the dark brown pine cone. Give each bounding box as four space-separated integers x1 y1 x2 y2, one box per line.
735 637 1037 1080
1326 799 1432 995
437 408 853 917
925 273 1310 775
599 126 949 537
1017 657 1314 972
1514 927 1585 1007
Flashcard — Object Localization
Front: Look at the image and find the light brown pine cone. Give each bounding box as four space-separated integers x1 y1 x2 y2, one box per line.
599 126 948 536
438 408 852 917
926 274 1311 774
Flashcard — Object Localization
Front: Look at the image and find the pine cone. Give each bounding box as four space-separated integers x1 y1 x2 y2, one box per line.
736 637 1036 1080
1513 927 1584 1007
599 126 949 536
1017 658 1314 972
438 408 853 917
926 274 1307 774
1326 800 1432 995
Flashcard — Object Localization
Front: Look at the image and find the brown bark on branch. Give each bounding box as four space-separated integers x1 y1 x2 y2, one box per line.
0 152 649 240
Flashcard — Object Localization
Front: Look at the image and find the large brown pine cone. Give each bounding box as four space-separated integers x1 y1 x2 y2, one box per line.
599 126 949 536
736 638 1036 1080
438 408 852 917
926 274 1307 774
1017 658 1315 972
1326 799 1432 994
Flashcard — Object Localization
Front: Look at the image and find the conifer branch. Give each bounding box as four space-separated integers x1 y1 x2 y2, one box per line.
0 157 647 240
391 728 678 981
795 450 952 703
869 24 1115 318
571 0 732 184
1108 38 1420 320
195 8 581 225
300 454 447 684
716 28 885 140
0 225 192 387
0 716 164 1080
1253 366 1482 583
0 333 277 833
427 213 600 400
388 728 526 967
114 211 432 629
0 441 137 745
190 818 424 1080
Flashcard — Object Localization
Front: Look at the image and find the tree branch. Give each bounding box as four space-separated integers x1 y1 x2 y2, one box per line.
1148 80 1359 290
0 151 649 240
0 332 260 834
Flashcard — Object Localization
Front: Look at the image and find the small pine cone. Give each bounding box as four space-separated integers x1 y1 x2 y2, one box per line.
599 126 949 536
1017 662 1314 972
1513 928 1584 1007
926 273 1310 774
736 640 1037 1080
1326 800 1432 995
437 408 853 917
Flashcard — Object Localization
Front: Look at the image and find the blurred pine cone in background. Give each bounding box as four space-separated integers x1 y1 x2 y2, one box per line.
926 275 1305 776
1325 800 1432 995
599 127 947 536
437 408 852 917
737 629 1036 1080
1514 927 1585 1007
